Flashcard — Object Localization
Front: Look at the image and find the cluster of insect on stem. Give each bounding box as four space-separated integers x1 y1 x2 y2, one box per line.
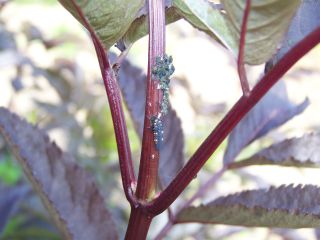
150 54 175 150
152 54 175 115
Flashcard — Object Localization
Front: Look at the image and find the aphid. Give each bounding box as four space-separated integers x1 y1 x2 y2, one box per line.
150 115 164 150
160 91 170 114
151 54 175 116
152 54 175 82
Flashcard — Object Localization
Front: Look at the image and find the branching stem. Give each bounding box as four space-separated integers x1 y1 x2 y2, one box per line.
65 2 320 239
146 27 320 216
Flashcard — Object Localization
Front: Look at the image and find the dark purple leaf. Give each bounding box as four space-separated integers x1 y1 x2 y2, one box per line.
315 228 320 240
0 51 25 68
273 0 320 64
116 57 184 187
159 110 184 187
0 184 29 234
116 57 145 137
0 108 118 240
0 26 16 50
273 229 306 240
177 184 320 228
223 81 309 166
228 132 320 169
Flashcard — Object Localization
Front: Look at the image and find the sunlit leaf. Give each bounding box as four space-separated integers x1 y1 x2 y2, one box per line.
0 108 118 240
173 0 237 53
228 132 320 169
58 0 144 49
177 185 320 228
223 81 309 166
222 0 301 64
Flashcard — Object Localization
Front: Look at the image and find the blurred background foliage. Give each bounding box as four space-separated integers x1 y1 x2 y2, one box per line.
0 0 320 239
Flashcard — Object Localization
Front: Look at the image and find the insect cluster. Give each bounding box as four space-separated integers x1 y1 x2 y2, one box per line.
150 54 175 150
152 54 175 115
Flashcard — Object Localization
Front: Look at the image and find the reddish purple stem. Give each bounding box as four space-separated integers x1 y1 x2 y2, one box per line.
68 0 136 202
136 0 166 200
238 0 251 96
63 2 320 239
146 27 320 216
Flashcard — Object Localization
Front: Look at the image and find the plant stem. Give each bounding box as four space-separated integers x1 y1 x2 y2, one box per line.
146 27 320 215
124 207 153 240
238 0 251 96
112 44 133 69
68 0 136 202
136 0 166 200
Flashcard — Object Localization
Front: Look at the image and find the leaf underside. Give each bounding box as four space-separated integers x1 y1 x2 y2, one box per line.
177 185 320 228
172 0 237 53
0 108 118 240
58 0 144 49
229 132 320 169
222 0 301 65
223 81 309 166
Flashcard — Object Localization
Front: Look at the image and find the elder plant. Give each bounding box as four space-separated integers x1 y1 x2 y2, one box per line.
0 0 320 239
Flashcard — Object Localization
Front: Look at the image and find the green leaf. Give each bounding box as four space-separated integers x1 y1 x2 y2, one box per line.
222 0 301 65
58 0 144 49
173 0 237 53
0 108 118 240
228 132 320 169
177 185 320 228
